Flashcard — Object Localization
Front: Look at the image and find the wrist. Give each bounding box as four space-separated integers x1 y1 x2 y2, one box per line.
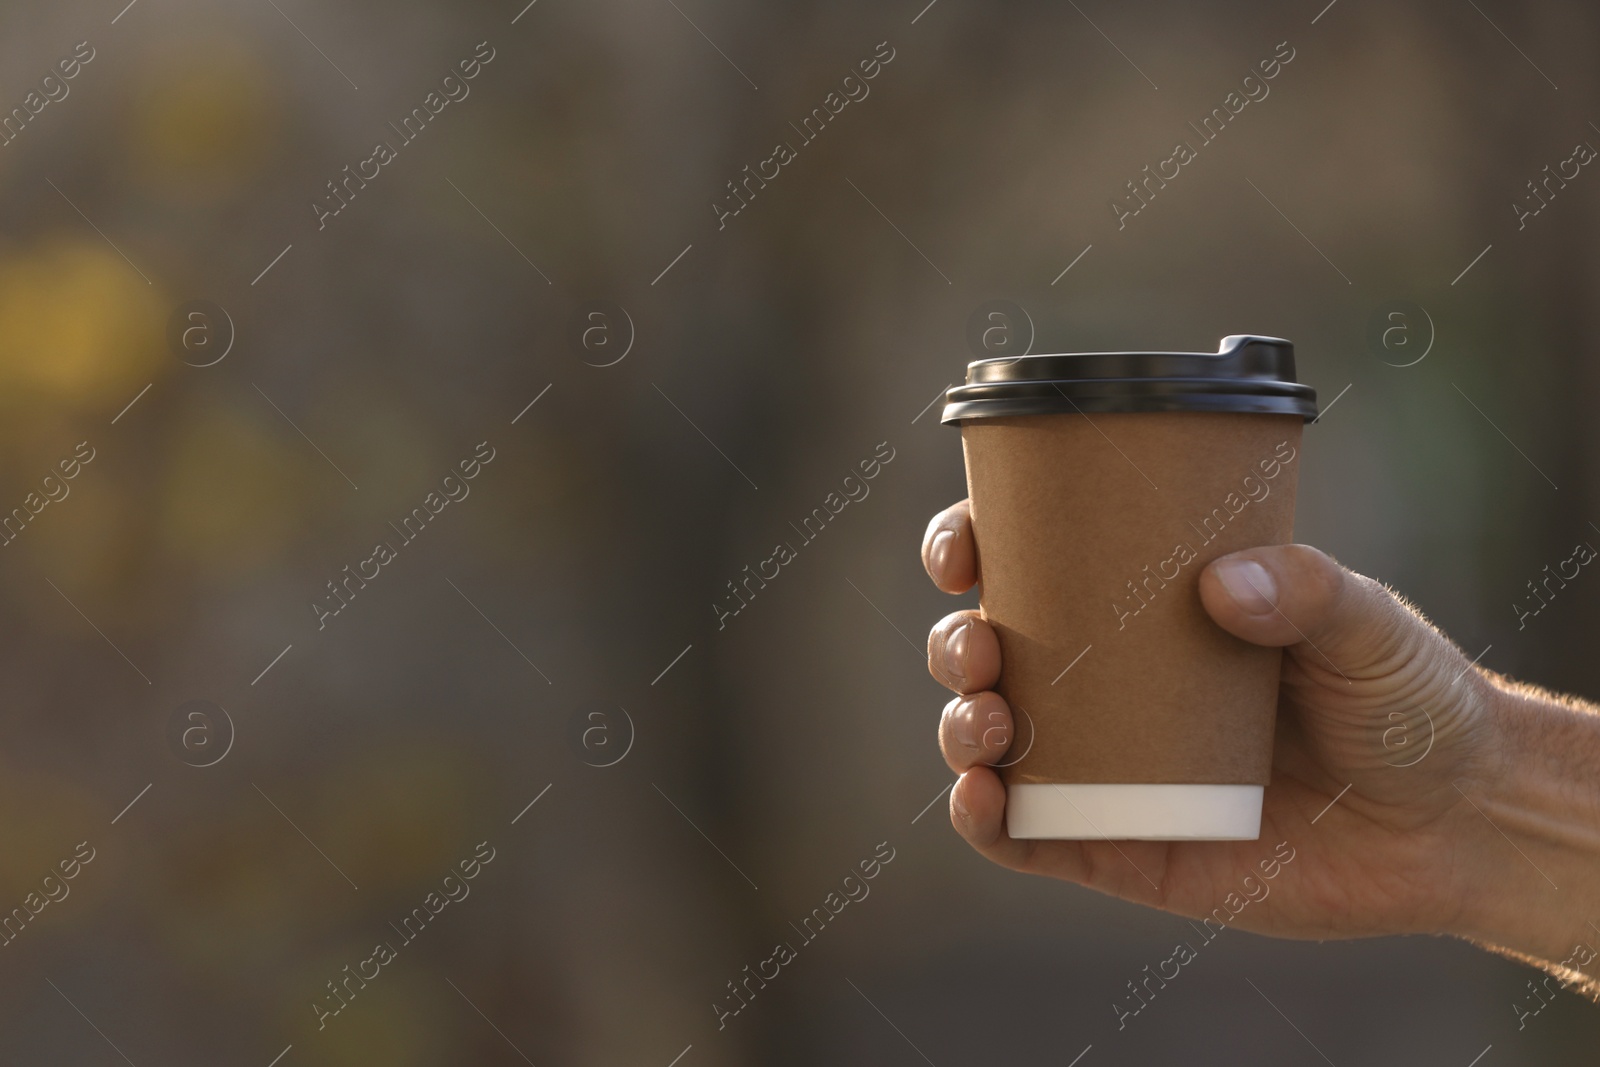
1452 678 1600 964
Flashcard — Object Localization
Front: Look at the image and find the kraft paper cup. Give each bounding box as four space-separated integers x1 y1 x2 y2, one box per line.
941 335 1318 840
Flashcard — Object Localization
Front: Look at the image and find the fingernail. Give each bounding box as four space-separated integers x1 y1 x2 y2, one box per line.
929 528 956 577
950 698 980 751
951 784 970 821
942 620 971 683
1215 559 1277 615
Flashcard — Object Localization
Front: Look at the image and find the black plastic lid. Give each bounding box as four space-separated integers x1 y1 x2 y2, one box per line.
941 334 1318 424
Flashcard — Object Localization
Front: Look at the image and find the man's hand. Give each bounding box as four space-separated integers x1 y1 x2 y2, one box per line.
922 497 1600 966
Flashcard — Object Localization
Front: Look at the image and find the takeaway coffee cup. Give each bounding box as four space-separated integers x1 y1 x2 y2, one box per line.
941 335 1317 840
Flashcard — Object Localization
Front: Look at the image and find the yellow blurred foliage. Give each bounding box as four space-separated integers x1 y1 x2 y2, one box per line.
0 766 102 902
0 239 165 406
150 804 319 970
127 40 280 193
317 743 481 893
161 405 306 576
286 963 450 1065
27 474 133 598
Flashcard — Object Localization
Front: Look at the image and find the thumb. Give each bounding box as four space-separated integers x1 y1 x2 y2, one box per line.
1198 544 1443 684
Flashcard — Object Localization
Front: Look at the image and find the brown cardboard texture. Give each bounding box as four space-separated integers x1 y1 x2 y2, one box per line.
961 411 1303 786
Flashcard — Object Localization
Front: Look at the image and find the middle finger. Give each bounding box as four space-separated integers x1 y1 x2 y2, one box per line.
926 610 1001 693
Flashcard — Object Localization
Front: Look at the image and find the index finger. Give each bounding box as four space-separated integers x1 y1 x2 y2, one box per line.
922 499 978 594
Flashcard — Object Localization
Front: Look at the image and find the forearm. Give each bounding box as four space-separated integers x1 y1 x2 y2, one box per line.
1456 675 1600 994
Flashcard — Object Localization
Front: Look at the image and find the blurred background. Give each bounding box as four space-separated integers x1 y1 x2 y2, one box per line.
0 0 1598 1062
